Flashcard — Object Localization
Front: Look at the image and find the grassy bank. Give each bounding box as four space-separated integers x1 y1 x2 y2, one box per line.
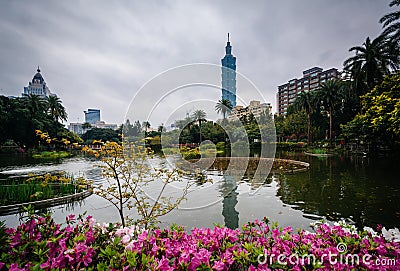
32 151 72 159
0 174 86 205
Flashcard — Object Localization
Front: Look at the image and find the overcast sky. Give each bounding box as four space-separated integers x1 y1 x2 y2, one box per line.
0 0 393 127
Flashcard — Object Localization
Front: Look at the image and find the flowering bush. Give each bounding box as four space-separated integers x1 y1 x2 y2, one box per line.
0 214 399 270
82 142 190 228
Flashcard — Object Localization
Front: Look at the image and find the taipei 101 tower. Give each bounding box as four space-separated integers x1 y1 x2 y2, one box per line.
221 33 237 107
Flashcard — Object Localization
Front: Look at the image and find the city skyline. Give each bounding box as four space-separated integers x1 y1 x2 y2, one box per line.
0 1 393 126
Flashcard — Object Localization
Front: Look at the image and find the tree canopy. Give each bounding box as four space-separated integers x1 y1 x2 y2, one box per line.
0 95 77 148
341 72 400 146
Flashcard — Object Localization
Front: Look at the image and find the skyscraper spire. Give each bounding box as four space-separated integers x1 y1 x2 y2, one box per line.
225 33 232 55
221 34 237 108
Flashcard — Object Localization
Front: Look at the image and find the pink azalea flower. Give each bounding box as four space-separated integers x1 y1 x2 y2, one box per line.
157 257 173 271
9 263 24 271
122 234 131 244
66 214 75 222
212 260 226 271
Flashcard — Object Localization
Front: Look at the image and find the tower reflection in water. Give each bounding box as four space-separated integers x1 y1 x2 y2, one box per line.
220 174 239 229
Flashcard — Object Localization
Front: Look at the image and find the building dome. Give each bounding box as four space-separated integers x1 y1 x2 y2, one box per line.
32 66 44 84
23 66 52 97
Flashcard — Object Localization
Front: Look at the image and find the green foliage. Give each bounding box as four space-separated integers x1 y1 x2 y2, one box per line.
0 174 87 205
380 0 400 45
276 110 307 142
341 72 400 145
317 79 344 145
191 109 207 142
168 110 276 150
0 94 75 149
306 148 327 154
293 91 320 144
180 147 201 160
274 142 307 149
216 141 225 151
32 151 72 159
45 95 68 122
277 79 348 145
59 129 84 144
83 142 191 227
344 35 399 100
215 99 233 119
123 119 142 140
82 128 121 144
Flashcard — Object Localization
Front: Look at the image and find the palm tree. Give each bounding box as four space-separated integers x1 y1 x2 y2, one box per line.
142 121 151 133
293 91 317 145
215 99 233 119
344 36 399 94
380 0 400 43
316 79 343 146
158 124 165 133
23 94 46 117
175 119 187 130
191 110 207 143
46 95 67 122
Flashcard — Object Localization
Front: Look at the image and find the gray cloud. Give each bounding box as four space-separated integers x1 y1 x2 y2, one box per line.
0 0 392 126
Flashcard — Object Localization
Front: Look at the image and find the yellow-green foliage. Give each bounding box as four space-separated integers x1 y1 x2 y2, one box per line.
179 147 200 160
0 174 86 205
83 141 190 227
32 151 71 159
341 72 400 143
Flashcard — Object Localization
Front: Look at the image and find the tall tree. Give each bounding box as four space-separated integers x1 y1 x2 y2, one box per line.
344 36 399 95
175 119 187 130
158 124 165 133
215 99 233 119
316 79 343 146
293 91 317 145
23 94 46 118
46 95 67 122
133 120 142 136
380 0 400 43
191 110 207 143
142 121 151 133
0 95 74 148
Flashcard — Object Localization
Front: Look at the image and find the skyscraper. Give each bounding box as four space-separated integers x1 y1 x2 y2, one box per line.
221 33 237 107
84 109 100 124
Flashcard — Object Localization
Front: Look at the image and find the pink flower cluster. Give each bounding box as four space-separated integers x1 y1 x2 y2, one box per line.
0 215 399 270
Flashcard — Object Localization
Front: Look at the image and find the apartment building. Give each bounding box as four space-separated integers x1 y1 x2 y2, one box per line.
277 67 339 115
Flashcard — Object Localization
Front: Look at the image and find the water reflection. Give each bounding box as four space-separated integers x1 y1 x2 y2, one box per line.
220 175 239 229
275 153 400 229
1 152 399 230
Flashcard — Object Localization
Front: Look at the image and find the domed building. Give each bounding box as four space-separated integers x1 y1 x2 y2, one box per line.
22 66 52 97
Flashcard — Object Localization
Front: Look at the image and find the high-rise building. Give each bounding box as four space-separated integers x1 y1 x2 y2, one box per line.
227 100 272 122
84 109 100 124
221 33 237 108
69 123 84 135
277 67 340 115
69 109 117 135
23 66 52 98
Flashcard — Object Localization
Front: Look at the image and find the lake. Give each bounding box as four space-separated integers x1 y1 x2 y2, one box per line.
0 150 399 230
